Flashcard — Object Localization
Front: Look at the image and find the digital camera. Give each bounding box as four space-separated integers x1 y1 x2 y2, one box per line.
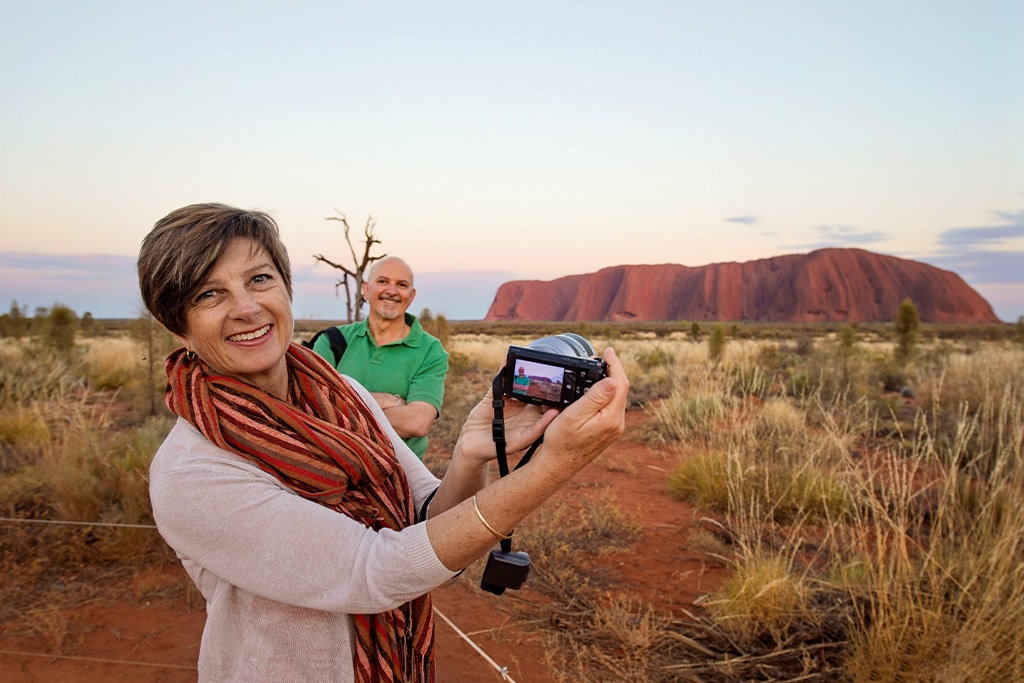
502 333 607 408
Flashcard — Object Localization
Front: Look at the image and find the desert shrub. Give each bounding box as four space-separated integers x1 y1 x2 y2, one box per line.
0 301 29 338
793 334 816 356
668 449 853 525
753 397 806 444
418 308 451 348
894 298 920 365
445 349 475 377
754 341 786 376
516 503 593 601
576 491 642 551
41 303 78 355
0 404 49 450
708 325 727 364
784 367 820 399
79 311 98 337
869 357 913 394
619 342 678 407
541 595 673 682
635 347 674 371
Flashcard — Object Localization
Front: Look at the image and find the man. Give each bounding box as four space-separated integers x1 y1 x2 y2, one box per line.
312 256 449 458
512 366 530 396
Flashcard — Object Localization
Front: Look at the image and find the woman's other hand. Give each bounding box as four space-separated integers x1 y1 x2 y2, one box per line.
530 347 628 480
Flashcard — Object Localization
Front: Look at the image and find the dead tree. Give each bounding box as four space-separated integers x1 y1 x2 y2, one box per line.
312 211 385 322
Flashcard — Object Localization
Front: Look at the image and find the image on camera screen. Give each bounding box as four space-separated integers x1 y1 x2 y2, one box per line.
509 359 568 404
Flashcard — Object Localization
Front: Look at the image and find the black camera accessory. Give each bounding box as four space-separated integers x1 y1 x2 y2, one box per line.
480 549 531 594
479 370 544 596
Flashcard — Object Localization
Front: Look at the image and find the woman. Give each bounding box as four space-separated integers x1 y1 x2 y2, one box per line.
138 203 628 682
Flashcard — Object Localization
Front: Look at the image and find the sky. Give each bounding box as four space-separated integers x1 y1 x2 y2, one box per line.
1 0 1022 322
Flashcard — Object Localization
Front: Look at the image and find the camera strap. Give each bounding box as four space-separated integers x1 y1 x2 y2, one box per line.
490 370 543 553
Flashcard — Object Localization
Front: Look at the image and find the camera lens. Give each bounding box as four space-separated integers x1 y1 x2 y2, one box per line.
528 333 595 358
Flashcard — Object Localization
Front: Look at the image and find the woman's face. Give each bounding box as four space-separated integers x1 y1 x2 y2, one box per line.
174 238 294 398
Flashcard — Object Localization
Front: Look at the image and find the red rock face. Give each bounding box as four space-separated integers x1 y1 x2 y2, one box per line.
484 248 1002 323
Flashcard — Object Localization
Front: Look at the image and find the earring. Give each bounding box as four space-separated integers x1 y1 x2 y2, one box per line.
185 349 197 361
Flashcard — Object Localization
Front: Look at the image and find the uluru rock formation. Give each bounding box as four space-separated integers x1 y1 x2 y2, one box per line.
484 248 1001 324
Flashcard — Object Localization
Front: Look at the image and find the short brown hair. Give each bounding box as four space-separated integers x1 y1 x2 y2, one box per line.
137 203 293 335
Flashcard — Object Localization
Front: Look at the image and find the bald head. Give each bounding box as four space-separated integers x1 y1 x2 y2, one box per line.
368 256 414 286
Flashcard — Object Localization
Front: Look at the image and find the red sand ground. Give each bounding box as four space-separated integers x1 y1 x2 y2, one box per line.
0 410 725 682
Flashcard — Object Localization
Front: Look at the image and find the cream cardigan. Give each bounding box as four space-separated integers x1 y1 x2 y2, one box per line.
149 378 456 682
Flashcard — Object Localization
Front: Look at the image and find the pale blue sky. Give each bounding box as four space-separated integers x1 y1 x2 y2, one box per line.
2 0 1022 321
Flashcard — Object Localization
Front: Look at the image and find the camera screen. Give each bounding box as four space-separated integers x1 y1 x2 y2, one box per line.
509 359 569 404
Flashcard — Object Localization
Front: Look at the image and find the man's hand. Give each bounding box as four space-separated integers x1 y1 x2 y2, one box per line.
371 392 439 439
370 391 404 410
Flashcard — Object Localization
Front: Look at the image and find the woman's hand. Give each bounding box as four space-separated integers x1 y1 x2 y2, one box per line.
454 386 559 467
528 347 629 479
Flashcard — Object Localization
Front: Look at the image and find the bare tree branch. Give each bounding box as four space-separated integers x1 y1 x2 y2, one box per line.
312 210 386 322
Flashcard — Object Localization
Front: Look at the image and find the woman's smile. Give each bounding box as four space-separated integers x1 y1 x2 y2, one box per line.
227 324 273 343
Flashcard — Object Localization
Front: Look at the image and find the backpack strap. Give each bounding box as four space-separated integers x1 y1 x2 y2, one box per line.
302 326 348 366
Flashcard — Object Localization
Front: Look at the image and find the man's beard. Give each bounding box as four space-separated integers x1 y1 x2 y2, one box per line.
374 299 403 320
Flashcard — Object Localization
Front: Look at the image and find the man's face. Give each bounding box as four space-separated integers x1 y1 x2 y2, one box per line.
363 259 415 321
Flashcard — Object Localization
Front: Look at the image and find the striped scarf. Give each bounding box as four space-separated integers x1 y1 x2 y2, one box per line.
165 342 435 682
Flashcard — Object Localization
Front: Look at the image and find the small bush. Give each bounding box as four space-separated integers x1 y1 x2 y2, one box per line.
710 555 815 644
667 451 734 511
646 391 728 444
42 304 78 355
83 337 141 390
708 325 727 364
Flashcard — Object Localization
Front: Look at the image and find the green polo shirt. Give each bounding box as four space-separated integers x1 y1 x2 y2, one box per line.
313 313 448 458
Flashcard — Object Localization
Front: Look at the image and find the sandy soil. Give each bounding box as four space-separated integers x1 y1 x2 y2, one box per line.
0 409 725 682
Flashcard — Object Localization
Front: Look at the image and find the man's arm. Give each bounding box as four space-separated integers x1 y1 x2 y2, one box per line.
378 338 448 438
371 393 438 439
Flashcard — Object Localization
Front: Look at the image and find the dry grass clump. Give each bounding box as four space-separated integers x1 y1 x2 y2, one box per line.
707 554 819 644
545 594 674 683
0 344 85 405
0 404 50 472
81 336 143 390
517 494 641 599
